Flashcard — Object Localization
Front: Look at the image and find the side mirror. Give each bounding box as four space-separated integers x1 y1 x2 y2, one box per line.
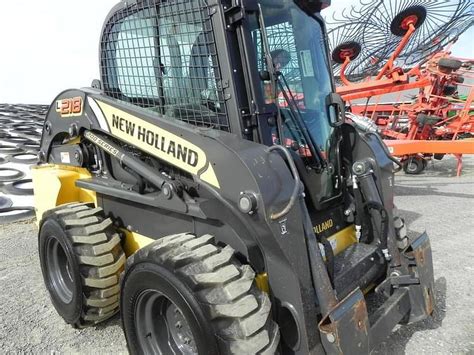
326 93 345 127
91 79 103 90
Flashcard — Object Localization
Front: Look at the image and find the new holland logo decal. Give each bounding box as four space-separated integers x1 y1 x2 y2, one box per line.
94 100 220 188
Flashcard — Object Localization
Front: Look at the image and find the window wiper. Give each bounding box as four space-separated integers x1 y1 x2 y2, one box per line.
257 4 324 170
277 71 326 170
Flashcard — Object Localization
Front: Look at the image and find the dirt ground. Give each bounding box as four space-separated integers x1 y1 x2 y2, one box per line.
0 156 473 354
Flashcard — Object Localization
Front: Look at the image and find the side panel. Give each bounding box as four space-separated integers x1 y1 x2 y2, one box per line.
94 100 221 188
120 229 154 257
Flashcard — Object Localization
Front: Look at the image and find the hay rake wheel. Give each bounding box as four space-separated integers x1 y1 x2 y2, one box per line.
326 0 474 82
327 21 390 83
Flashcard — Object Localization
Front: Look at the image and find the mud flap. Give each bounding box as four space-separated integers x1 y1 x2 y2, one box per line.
403 232 435 323
318 288 369 354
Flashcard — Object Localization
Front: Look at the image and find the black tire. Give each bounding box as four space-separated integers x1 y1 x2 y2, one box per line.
0 196 13 209
1 178 33 195
438 58 462 73
0 144 24 154
0 206 35 223
454 75 465 84
39 202 125 328
393 208 409 250
403 157 425 175
17 142 40 153
0 167 25 182
121 233 280 355
443 85 457 96
390 5 426 36
416 114 442 126
422 158 428 168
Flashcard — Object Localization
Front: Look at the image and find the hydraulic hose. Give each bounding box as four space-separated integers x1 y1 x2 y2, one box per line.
268 145 302 220
365 201 390 260
352 176 369 243
353 160 391 260
365 132 403 173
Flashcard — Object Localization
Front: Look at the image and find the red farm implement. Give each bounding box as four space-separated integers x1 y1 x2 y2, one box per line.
326 0 474 175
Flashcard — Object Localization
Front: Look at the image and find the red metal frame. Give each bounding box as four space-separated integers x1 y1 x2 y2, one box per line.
335 22 474 175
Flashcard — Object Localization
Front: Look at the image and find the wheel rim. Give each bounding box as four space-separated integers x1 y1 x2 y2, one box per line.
135 290 197 355
406 158 419 173
46 237 74 304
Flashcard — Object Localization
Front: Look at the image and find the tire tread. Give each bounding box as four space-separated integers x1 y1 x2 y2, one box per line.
47 203 125 327
125 233 279 354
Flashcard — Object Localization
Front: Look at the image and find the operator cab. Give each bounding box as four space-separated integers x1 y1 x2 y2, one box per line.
99 0 346 231
245 0 344 210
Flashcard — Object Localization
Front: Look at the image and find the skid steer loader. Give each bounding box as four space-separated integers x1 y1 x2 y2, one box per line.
33 0 435 353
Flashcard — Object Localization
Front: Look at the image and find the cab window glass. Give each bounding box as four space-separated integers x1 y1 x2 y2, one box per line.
101 1 230 131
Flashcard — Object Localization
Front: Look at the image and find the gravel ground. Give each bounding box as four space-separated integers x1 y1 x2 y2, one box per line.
0 156 473 354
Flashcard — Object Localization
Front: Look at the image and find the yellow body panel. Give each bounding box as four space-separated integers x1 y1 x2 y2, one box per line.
31 164 97 223
327 225 358 257
121 229 155 257
255 273 270 293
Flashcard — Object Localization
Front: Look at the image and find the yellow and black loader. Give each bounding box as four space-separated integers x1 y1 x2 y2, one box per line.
33 0 435 353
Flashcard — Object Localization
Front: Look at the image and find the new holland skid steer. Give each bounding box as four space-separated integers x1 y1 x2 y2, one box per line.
33 0 435 353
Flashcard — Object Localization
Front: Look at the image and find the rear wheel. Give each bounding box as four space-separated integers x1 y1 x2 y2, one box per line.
454 75 465 84
438 58 462 73
403 156 425 175
121 233 280 354
38 203 125 327
443 84 457 96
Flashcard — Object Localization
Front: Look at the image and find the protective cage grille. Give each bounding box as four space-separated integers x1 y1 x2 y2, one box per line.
100 0 230 131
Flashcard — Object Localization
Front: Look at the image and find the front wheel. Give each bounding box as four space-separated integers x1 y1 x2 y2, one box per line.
121 233 280 354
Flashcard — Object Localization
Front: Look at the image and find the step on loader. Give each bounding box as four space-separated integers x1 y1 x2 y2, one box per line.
33 0 435 353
